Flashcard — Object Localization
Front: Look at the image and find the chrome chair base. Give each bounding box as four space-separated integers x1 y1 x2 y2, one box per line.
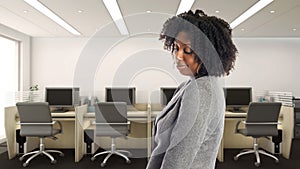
19 138 64 167
234 138 279 167
91 138 131 167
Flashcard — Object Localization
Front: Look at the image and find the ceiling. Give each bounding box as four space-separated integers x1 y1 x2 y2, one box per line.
0 0 300 37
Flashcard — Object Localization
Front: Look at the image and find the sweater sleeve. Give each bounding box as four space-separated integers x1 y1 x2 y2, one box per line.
160 81 212 169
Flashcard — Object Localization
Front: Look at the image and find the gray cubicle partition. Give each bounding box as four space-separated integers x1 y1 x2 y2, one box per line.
294 99 300 139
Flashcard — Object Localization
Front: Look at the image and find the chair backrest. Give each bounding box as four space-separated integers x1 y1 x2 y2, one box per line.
16 102 53 137
246 102 282 137
94 102 128 137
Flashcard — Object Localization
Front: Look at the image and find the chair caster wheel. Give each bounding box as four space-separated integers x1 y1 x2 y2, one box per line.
59 153 64 157
51 160 57 164
19 157 24 161
126 159 131 164
233 156 238 161
254 162 260 167
275 159 279 163
23 162 29 167
91 157 96 161
100 162 106 167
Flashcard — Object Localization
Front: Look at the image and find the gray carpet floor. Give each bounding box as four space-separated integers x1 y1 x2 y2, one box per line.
0 142 7 154
0 140 299 169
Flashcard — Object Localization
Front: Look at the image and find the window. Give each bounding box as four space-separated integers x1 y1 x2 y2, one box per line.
0 36 19 141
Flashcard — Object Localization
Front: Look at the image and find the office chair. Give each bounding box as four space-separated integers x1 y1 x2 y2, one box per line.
91 102 131 167
16 102 64 167
233 102 282 167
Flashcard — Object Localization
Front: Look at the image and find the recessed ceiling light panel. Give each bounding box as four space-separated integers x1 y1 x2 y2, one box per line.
24 0 81 35
176 0 195 15
230 0 274 29
103 0 129 35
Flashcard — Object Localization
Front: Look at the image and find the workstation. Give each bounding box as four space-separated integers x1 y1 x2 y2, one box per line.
1 0 300 169
3 86 295 164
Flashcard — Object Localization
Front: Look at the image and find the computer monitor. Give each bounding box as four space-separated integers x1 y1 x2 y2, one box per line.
161 87 177 106
224 87 252 112
105 87 136 105
45 87 80 111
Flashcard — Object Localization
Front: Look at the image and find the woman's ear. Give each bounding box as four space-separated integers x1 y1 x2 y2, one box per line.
196 62 202 73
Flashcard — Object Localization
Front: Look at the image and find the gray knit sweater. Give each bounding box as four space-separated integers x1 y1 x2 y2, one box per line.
146 76 225 169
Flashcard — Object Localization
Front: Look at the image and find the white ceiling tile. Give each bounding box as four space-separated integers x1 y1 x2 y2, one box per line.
0 0 299 37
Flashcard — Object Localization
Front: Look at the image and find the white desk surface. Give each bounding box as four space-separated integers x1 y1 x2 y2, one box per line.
84 111 159 118
225 111 247 118
82 111 245 118
13 110 245 118
51 111 75 117
13 111 76 118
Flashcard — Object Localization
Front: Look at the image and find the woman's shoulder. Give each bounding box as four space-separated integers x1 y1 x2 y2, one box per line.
185 76 223 95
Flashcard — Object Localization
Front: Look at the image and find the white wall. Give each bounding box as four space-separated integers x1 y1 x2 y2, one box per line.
227 38 300 98
31 37 88 87
32 36 187 103
31 37 300 103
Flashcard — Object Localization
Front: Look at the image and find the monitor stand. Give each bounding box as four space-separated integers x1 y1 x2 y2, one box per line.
52 107 68 113
229 107 246 113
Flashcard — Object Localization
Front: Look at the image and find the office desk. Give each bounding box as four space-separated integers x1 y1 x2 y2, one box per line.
4 106 75 160
217 112 248 162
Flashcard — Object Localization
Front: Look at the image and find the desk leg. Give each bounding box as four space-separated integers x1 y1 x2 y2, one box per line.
5 107 17 159
282 106 294 159
75 105 88 162
147 121 153 160
217 135 224 162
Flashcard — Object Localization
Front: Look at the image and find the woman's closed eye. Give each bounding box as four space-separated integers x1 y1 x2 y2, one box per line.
184 47 193 55
173 44 193 55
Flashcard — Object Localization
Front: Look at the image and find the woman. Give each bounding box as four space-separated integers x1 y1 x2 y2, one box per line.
146 10 237 169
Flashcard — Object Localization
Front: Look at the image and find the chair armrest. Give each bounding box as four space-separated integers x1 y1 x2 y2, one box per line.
243 122 280 125
53 121 63 132
92 121 130 125
127 121 131 133
17 121 55 125
235 120 244 133
92 121 131 133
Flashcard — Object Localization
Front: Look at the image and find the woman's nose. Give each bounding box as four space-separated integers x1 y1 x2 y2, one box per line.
175 50 184 60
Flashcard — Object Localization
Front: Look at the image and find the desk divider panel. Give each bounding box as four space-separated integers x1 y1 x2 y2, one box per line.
75 104 88 162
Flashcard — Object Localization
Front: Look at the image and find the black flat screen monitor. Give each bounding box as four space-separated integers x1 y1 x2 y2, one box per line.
105 87 136 105
224 87 252 112
45 87 80 109
161 87 177 106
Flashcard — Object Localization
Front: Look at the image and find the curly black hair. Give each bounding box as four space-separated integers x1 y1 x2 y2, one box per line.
160 9 237 77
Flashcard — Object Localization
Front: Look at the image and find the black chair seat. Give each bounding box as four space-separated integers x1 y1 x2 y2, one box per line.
237 128 278 138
